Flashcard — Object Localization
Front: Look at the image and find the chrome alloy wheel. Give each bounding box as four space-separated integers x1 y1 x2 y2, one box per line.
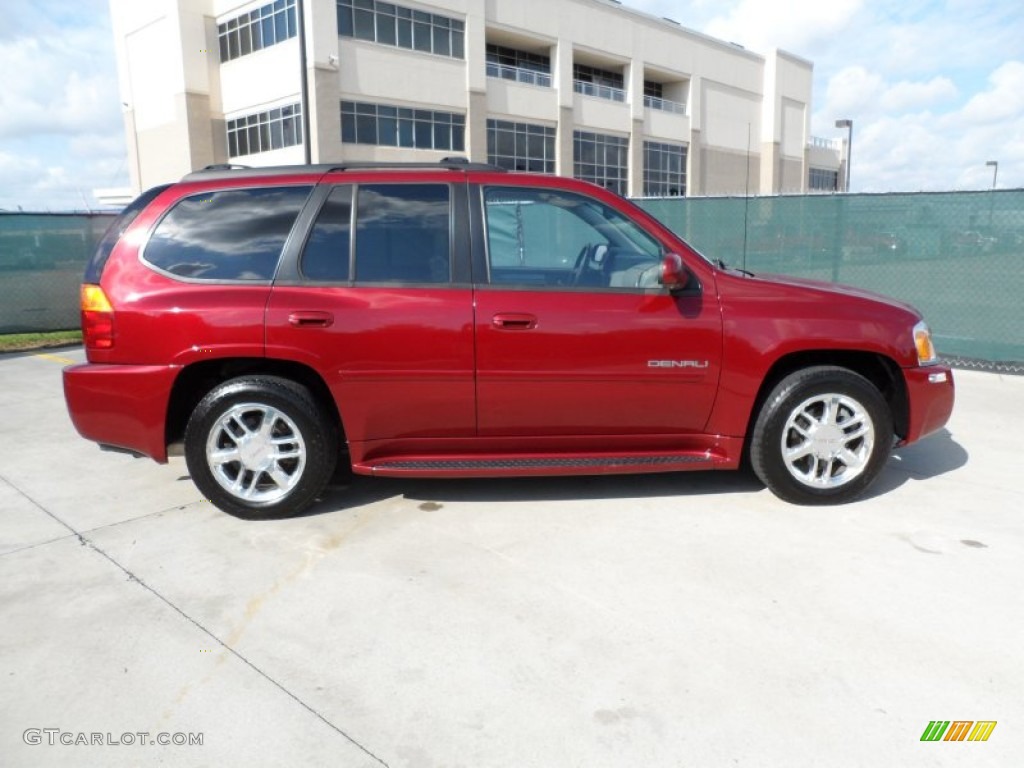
780 393 875 489
205 403 307 503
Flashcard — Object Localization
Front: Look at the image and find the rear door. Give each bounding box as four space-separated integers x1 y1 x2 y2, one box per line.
266 178 475 446
472 182 722 438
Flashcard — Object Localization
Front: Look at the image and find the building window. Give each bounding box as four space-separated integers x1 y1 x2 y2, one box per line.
643 141 687 197
486 44 551 87
809 168 839 191
227 104 303 157
487 119 556 173
341 101 465 151
642 79 687 114
573 63 625 102
337 0 464 59
573 131 629 196
218 0 297 63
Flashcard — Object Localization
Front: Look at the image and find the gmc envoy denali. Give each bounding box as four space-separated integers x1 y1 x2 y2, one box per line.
63 159 954 516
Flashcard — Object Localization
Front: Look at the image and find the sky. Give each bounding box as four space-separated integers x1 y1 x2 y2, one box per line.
0 0 1021 211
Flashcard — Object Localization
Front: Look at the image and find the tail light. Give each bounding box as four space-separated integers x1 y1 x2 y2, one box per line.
81 284 115 350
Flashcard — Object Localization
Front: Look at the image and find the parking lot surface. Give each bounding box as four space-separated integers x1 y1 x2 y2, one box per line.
1 347 1022 767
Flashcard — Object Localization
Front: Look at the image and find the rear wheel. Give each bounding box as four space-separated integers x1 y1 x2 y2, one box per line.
184 376 338 518
750 366 893 504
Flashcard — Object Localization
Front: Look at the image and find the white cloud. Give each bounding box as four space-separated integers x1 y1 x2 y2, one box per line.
0 31 122 139
0 151 42 194
818 71 959 127
879 77 958 113
0 3 128 210
823 66 886 118
815 60 1024 192
68 132 127 159
703 0 863 56
1 0 1022 206
958 61 1024 124
0 133 127 211
622 1 1024 190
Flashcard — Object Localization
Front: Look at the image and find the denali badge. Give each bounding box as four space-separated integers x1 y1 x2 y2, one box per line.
648 360 710 369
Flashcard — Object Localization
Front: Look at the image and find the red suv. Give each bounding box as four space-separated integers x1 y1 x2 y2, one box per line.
63 160 954 516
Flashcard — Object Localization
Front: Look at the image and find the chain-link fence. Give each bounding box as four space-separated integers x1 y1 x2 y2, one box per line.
638 190 1024 367
3 193 1022 367
0 213 116 333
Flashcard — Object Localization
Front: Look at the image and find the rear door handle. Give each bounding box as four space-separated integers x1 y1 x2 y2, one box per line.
492 313 538 330
288 311 334 328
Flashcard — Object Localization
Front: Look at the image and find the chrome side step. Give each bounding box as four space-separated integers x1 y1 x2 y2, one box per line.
378 455 707 471
355 452 719 478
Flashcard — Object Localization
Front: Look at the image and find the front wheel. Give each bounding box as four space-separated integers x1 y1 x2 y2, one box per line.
750 366 893 504
184 376 338 518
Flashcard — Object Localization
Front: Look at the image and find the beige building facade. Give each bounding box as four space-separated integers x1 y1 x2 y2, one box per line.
109 0 842 197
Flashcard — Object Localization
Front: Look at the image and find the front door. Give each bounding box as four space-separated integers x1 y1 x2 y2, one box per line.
473 183 722 438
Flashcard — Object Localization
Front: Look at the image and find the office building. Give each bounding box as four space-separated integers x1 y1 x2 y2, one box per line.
109 0 843 196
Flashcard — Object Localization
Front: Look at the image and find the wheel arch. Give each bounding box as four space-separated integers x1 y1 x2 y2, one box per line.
166 358 344 451
745 350 908 450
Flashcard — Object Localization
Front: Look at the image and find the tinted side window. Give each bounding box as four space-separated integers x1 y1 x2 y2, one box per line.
354 184 450 283
85 183 171 283
301 185 353 281
144 186 311 280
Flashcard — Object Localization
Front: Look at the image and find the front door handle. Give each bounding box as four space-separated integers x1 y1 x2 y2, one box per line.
492 313 538 330
288 311 334 328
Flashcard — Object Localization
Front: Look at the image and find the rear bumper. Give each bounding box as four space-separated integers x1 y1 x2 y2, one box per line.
901 365 955 445
63 363 179 463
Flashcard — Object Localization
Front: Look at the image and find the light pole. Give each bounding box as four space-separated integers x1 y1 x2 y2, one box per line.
297 0 312 165
835 119 853 192
986 160 998 189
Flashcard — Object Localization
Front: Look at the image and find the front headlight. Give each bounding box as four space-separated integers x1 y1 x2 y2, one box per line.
913 320 939 365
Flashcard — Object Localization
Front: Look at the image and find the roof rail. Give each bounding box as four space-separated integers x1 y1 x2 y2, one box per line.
323 157 505 173
181 157 506 182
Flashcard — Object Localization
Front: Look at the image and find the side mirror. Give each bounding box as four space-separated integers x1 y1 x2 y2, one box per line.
659 253 689 291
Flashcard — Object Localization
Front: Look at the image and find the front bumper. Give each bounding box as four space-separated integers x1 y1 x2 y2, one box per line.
63 363 180 463
901 365 955 445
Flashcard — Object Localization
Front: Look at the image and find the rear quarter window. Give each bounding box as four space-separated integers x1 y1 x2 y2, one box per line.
143 186 312 281
85 183 171 283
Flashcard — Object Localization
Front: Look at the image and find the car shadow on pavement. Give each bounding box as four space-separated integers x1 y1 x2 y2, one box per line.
865 428 968 499
210 428 967 521
267 468 769 521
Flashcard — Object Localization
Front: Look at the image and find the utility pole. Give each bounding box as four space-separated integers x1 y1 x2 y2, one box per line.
297 0 312 164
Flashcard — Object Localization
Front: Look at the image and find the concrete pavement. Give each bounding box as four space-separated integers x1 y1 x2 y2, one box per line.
1 347 1022 767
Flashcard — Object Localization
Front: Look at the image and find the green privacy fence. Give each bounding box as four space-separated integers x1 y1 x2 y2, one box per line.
0 213 116 334
2 193 1022 365
638 190 1024 365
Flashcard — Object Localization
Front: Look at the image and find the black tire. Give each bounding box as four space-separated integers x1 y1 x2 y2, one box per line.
184 376 338 518
750 366 893 505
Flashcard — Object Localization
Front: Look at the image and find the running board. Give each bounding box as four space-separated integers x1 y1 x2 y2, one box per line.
353 452 719 478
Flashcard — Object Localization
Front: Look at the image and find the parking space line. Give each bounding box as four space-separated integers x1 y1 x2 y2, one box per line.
33 352 75 364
